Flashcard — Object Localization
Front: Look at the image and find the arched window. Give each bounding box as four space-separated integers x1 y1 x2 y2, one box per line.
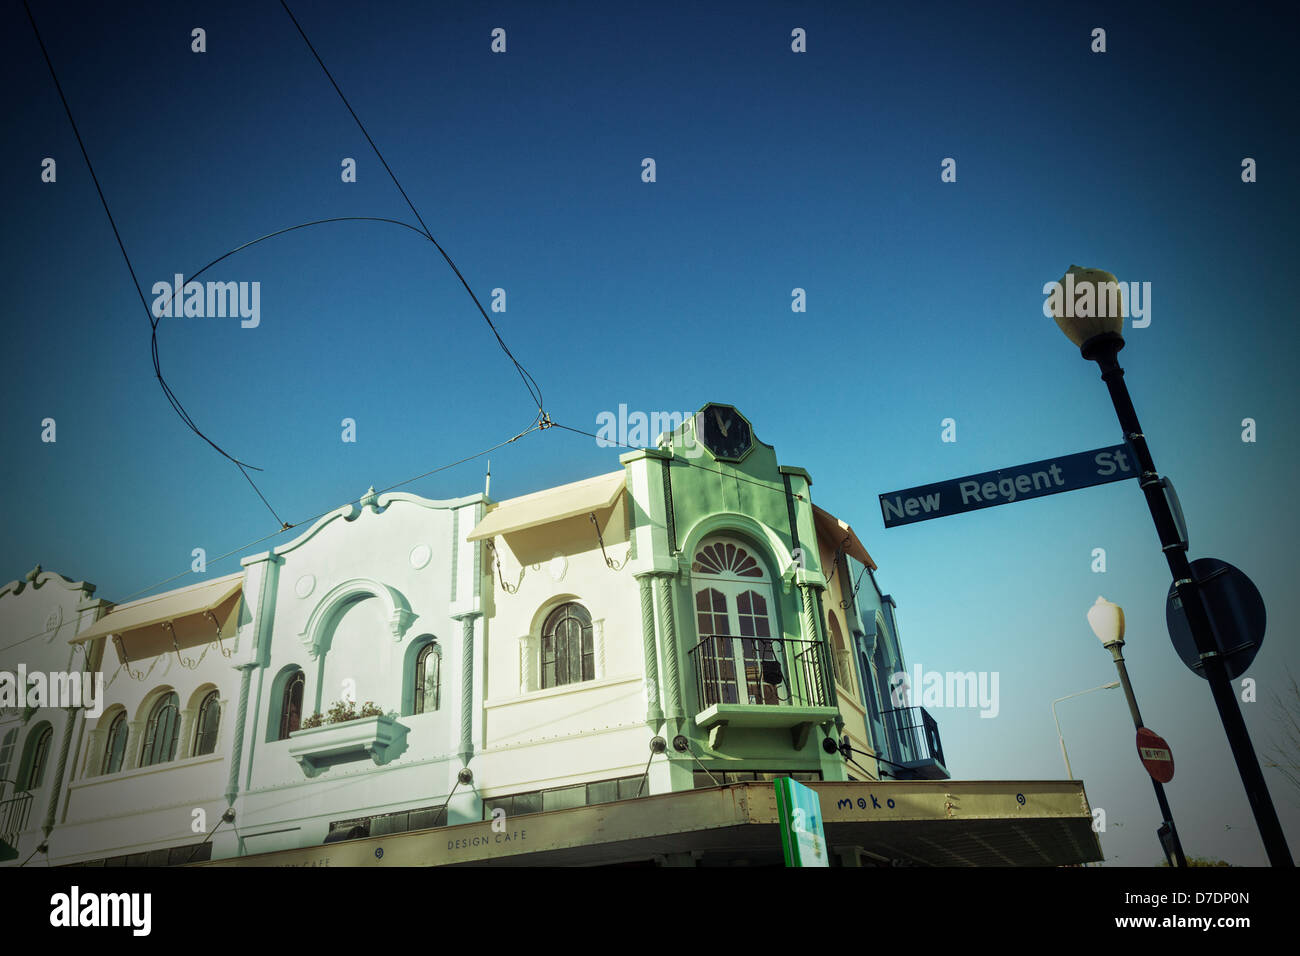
541 603 594 689
20 725 54 790
828 614 854 695
193 692 221 756
692 540 764 577
140 692 180 767
101 711 129 774
691 537 784 707
279 670 305 740
415 643 440 713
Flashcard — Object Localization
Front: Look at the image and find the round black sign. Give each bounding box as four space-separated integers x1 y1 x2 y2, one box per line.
1166 558 1265 681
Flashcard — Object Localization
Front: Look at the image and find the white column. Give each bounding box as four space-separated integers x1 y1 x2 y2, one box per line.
836 648 854 692
593 618 607 680
82 727 106 777
124 720 145 770
518 635 537 694
176 707 197 759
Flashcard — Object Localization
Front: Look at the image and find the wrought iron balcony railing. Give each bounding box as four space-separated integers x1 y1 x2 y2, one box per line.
689 635 833 711
0 791 33 845
882 705 946 770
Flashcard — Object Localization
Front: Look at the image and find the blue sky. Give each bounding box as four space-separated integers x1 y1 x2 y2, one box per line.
2 0 1297 865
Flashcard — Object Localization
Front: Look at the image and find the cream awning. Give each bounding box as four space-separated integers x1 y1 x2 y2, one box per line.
71 572 243 660
467 470 626 542
813 505 877 571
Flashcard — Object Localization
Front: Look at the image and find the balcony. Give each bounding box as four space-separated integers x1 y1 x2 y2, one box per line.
0 791 32 862
881 706 949 779
286 715 408 778
688 636 839 749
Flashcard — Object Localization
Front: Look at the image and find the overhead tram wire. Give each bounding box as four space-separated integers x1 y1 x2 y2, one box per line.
3 413 790 654
108 419 542 603
4 412 794 655
154 214 546 438
278 0 544 416
158 215 544 443
0 421 544 658
23 1 284 526
28 3 547 529
113 421 542 602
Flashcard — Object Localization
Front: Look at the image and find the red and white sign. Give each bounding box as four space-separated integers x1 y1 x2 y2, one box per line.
1137 727 1175 783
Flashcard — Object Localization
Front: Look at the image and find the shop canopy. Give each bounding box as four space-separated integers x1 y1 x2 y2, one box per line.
70 572 243 663
467 470 626 542
812 505 877 571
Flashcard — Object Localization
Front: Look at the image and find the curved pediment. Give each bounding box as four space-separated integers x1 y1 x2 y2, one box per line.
0 566 96 601
298 577 415 659
262 489 487 561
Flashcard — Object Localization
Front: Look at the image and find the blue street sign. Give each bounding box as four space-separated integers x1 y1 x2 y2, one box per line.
879 444 1137 528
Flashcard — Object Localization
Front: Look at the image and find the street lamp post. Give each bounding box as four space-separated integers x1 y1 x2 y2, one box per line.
1051 682 1120 780
1088 596 1188 868
1053 266 1293 867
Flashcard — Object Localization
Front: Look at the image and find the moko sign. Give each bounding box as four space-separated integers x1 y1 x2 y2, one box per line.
775 776 828 867
879 444 1136 528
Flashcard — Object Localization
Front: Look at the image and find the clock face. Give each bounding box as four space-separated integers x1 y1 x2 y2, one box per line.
698 404 753 461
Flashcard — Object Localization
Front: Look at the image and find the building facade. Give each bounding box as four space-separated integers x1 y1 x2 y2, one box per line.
220 487 486 858
0 404 1102 867
0 567 105 863
53 572 245 866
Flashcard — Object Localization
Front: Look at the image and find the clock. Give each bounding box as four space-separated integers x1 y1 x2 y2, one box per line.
697 403 754 462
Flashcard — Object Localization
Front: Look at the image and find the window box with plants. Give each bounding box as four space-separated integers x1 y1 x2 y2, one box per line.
286 700 407 777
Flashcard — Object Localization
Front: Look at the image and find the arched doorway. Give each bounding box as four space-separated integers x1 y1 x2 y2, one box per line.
690 537 785 707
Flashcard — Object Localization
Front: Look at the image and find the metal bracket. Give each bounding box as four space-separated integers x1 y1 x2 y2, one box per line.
589 512 626 571
204 609 233 658
112 634 144 681
825 534 850 586
163 620 201 670
485 539 520 593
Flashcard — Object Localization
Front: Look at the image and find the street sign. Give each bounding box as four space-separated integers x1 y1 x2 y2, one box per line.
774 776 828 867
1137 727 1175 783
1166 558 1265 681
878 444 1137 528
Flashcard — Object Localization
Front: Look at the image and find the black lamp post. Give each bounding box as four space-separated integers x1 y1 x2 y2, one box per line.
1053 266 1293 867
1088 596 1187 867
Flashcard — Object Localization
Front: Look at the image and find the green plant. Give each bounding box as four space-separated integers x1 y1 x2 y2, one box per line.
309 699 387 726
326 699 357 724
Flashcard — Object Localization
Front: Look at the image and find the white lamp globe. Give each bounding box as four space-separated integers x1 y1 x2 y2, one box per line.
1052 265 1126 347
1087 595 1126 645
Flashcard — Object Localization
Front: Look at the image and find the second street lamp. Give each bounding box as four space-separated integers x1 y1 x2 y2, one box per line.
1089 596 1187 868
1053 265 1293 867
1051 681 1119 780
